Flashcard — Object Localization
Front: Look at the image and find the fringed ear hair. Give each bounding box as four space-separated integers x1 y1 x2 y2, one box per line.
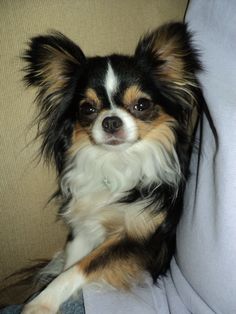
135 23 202 111
23 32 86 171
23 31 86 96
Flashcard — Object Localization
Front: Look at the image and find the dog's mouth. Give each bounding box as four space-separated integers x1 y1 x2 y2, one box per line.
104 133 126 146
105 138 124 145
101 133 136 150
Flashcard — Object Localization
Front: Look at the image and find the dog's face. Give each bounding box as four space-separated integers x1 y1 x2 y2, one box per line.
24 23 201 177
74 57 175 153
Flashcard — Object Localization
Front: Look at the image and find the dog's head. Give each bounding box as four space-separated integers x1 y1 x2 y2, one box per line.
24 23 201 191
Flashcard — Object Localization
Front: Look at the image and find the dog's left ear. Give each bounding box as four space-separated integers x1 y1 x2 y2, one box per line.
23 32 86 171
135 23 201 109
23 31 86 100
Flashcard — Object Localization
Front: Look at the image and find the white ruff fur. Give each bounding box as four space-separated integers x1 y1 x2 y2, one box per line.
61 138 181 205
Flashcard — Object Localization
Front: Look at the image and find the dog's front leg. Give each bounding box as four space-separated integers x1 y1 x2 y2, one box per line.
64 228 105 270
21 265 86 314
22 235 143 314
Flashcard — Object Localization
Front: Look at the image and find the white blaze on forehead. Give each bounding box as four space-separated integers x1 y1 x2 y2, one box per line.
105 62 118 108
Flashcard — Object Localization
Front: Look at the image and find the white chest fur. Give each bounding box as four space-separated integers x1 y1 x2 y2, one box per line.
61 137 180 200
60 139 180 267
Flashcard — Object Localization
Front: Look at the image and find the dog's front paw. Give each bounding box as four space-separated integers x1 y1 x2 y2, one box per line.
21 303 57 314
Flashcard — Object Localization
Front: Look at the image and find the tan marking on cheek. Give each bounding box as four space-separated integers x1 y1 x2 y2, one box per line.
137 112 177 151
68 123 91 156
123 85 151 108
147 122 177 151
136 111 172 137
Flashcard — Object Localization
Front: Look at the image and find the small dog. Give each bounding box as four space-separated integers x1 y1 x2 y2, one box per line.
22 22 202 313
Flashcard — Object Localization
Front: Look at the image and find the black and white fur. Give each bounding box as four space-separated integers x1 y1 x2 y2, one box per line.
21 22 202 313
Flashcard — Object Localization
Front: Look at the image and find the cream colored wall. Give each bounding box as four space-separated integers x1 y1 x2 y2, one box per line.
0 0 188 304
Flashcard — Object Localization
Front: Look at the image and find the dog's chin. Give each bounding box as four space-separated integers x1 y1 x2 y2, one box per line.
106 139 124 145
92 128 138 151
99 138 135 151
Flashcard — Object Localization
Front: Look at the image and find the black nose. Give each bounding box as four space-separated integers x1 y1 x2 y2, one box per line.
102 116 123 133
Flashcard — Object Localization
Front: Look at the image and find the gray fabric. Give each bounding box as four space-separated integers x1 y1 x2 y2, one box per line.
0 294 85 314
0 305 23 314
175 1 236 313
83 0 236 313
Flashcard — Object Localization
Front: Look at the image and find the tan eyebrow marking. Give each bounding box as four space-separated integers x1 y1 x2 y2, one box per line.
81 88 101 108
122 85 151 108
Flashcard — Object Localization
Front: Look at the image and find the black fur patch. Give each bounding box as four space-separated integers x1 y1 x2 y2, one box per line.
23 22 205 286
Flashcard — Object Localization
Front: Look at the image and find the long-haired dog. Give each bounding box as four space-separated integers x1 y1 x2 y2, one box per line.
21 22 202 313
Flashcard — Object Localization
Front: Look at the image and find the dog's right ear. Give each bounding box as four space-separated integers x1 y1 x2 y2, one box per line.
134 23 201 111
23 31 86 103
23 32 86 171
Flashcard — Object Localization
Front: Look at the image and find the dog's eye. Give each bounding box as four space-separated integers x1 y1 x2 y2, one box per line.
80 103 97 116
133 98 152 112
